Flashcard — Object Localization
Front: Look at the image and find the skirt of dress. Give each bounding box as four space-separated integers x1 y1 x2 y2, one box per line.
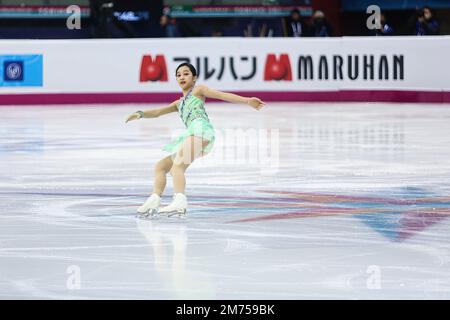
162 118 215 155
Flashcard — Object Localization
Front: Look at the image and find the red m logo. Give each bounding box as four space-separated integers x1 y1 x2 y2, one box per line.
139 55 168 82
264 54 292 81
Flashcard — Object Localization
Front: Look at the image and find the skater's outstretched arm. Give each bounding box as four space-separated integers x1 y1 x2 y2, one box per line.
125 100 179 123
194 85 265 110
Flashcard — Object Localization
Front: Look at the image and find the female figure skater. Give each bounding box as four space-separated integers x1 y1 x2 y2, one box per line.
126 62 264 217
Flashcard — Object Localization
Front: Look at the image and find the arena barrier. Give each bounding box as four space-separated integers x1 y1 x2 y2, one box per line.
1 36 450 104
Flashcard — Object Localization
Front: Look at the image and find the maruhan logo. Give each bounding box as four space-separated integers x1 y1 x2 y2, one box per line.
264 54 292 81
139 54 168 82
263 53 404 82
296 54 404 81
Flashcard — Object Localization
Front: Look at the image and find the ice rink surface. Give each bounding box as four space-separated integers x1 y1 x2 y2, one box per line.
1 102 450 299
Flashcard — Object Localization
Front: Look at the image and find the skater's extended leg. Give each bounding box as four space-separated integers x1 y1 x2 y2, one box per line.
153 155 173 195
159 136 210 216
171 136 210 194
137 155 173 215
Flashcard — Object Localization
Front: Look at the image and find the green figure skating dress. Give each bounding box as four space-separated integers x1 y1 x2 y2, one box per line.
162 87 215 155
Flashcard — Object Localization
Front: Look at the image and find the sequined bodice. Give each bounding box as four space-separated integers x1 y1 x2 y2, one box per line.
177 89 210 127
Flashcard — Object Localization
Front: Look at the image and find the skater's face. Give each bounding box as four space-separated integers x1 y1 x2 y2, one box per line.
176 66 197 91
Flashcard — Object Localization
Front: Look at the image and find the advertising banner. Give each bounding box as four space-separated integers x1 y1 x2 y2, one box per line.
0 54 43 87
0 37 449 104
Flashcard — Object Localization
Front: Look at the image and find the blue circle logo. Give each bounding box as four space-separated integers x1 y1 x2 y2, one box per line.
6 62 22 80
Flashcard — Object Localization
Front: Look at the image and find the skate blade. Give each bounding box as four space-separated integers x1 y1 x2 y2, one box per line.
136 209 159 219
163 209 187 218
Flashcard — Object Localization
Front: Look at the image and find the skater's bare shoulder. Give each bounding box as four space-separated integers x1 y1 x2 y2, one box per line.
194 84 223 100
192 84 207 99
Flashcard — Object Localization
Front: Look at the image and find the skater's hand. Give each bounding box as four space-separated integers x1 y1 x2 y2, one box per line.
125 112 143 123
247 97 265 110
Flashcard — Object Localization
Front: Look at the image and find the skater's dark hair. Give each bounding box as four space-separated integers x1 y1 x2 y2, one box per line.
176 62 197 77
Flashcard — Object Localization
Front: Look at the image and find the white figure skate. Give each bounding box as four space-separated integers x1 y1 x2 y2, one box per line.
137 193 161 218
158 193 187 217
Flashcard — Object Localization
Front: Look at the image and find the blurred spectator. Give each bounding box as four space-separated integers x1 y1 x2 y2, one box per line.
415 6 440 35
370 13 394 36
177 20 202 37
285 8 309 37
90 0 112 38
160 14 179 37
245 19 279 37
311 10 333 37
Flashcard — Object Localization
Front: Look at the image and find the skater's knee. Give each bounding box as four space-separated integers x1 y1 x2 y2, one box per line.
154 162 170 174
169 163 187 176
154 156 173 174
169 165 179 176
